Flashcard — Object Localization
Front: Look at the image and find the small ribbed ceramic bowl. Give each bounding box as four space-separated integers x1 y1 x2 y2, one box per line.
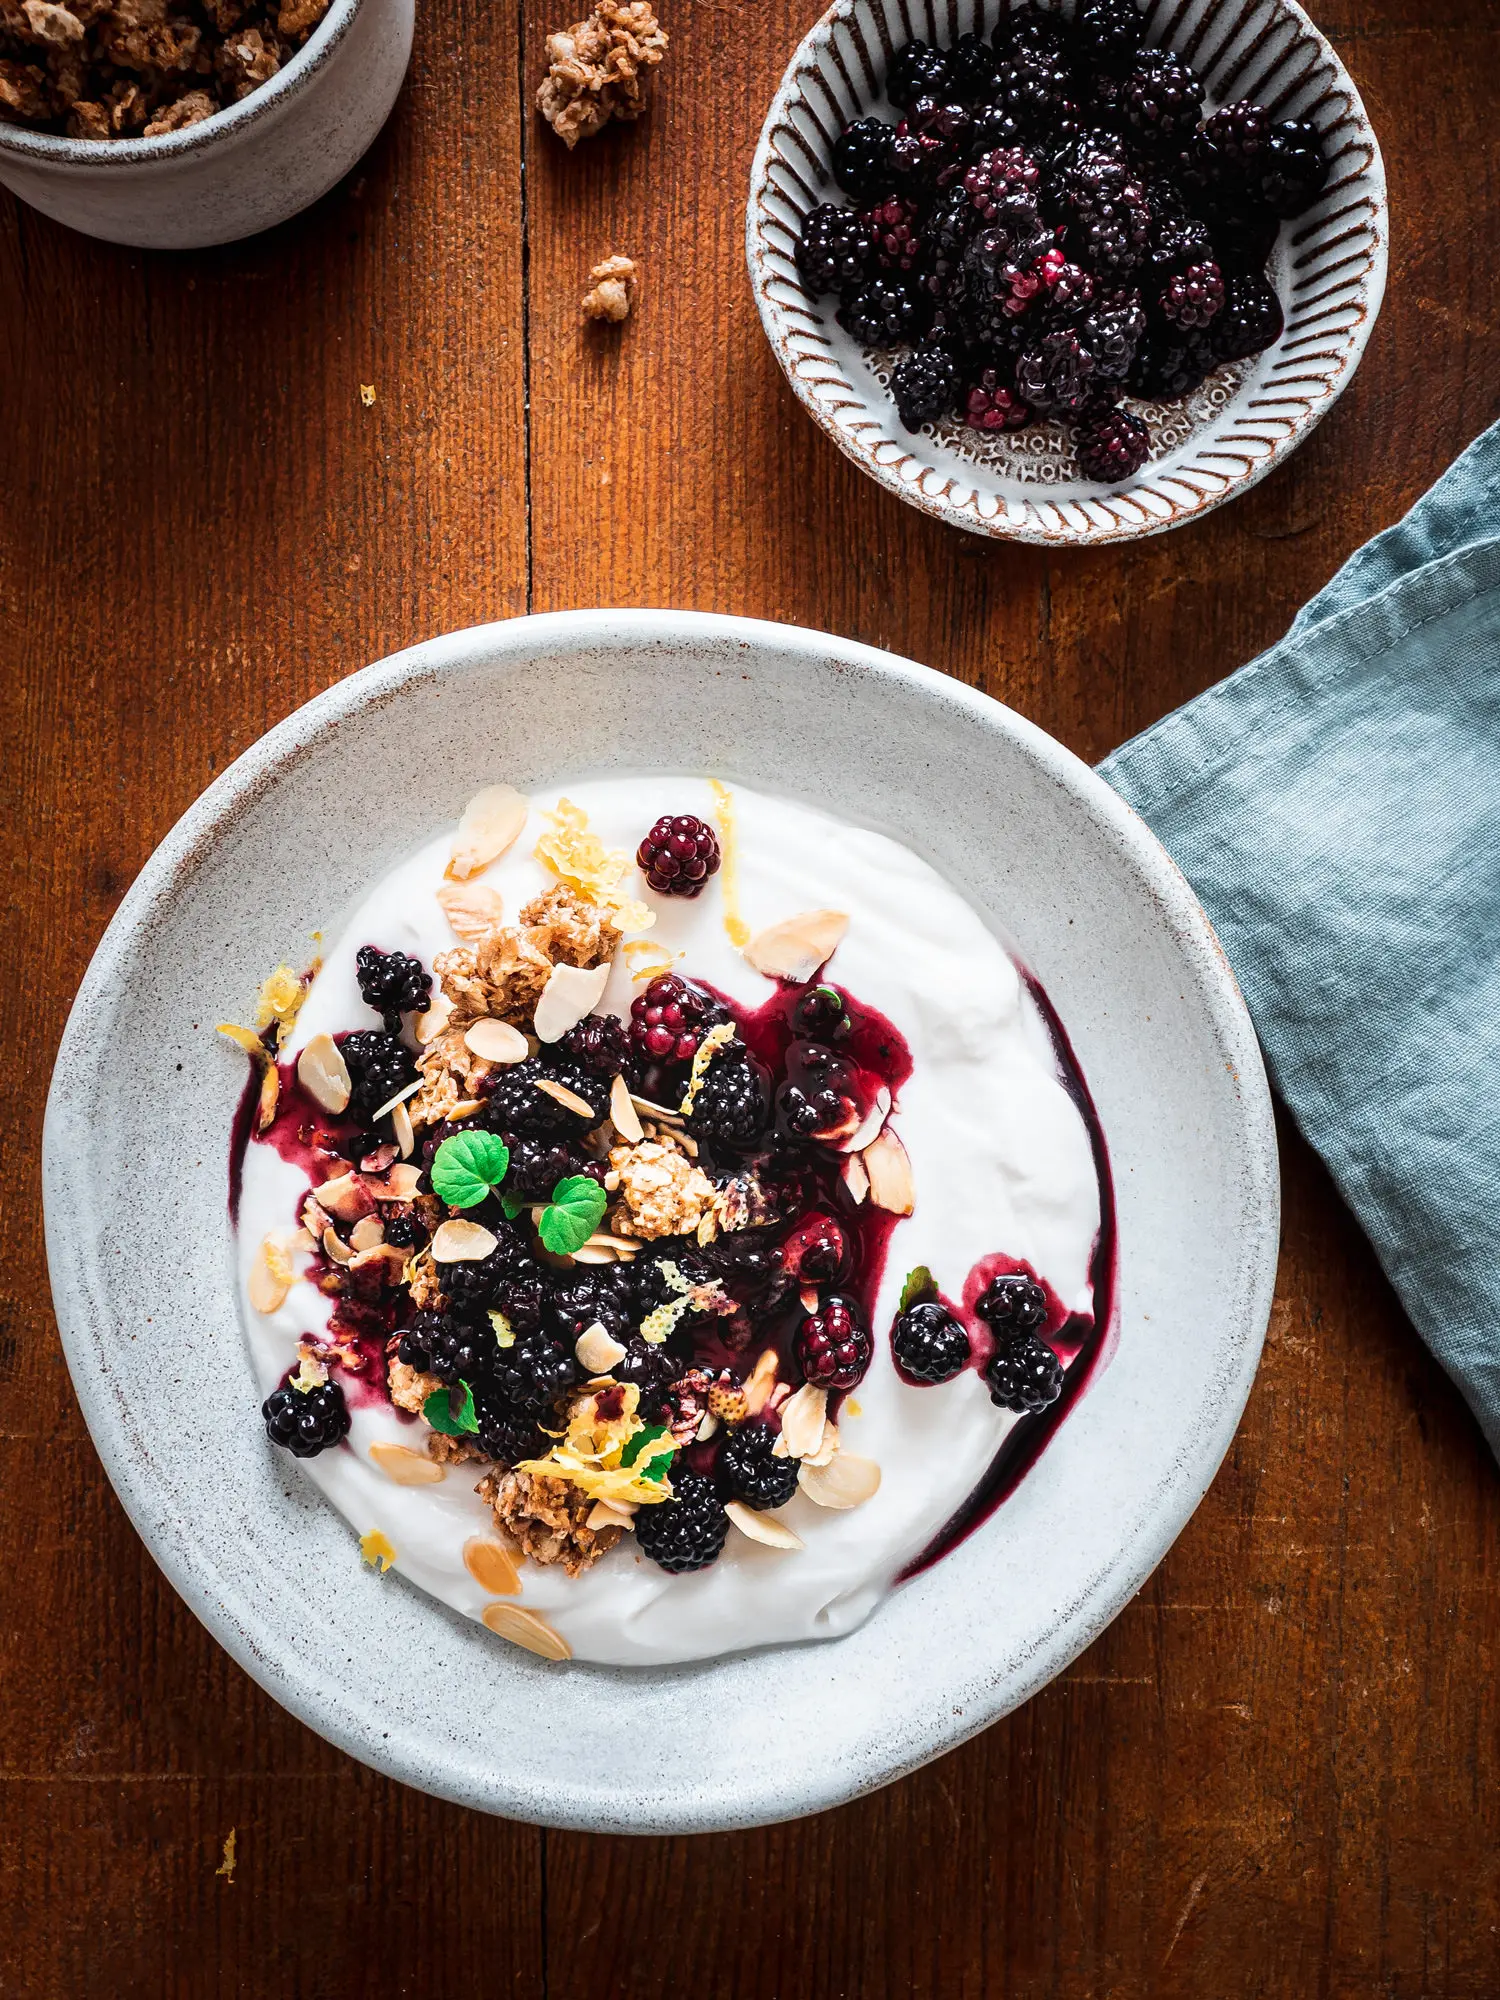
747 0 1387 543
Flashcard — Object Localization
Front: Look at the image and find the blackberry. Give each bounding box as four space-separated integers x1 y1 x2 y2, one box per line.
1159 258 1224 328
636 813 722 897
780 1211 850 1284
1196 99 1270 177
892 344 962 431
1075 290 1146 380
775 1042 857 1144
546 1266 636 1346
472 1390 546 1467
886 39 949 110
964 144 1043 225
635 1469 729 1574
965 369 1032 430
398 1307 449 1372
1147 202 1214 275
443 1233 530 1313
791 983 853 1043
719 1420 801 1511
1210 209 1280 274
355 945 432 1033
1075 400 1151 482
920 185 978 291
504 1135 591 1202
1073 0 1144 72
1119 48 1203 148
554 1011 631 1078
1212 270 1284 360
340 1030 418 1126
490 1264 547 1338
892 1299 971 1384
381 1205 425 1249
687 1047 772 1153
976 1271 1049 1335
965 100 1025 158
485 1055 607 1137
985 1330 1064 1412
945 32 1000 104
1035 247 1095 316
891 94 973 189
1258 118 1328 218
1060 151 1151 276
262 1377 351 1457
1125 324 1215 399
832 116 896 201
795 1296 873 1391
1015 325 1096 412
628 974 731 1101
992 7 1071 63
796 203 873 299
860 195 924 273
609 1335 680 1416
490 1332 577 1413
996 44 1075 137
419 1312 500 1385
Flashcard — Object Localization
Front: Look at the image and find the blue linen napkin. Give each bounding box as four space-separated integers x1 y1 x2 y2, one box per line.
1098 421 1500 1457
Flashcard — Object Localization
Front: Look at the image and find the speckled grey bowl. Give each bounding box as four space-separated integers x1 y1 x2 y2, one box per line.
43 611 1278 1831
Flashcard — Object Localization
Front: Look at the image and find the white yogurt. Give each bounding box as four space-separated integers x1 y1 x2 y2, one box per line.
234 777 1103 1665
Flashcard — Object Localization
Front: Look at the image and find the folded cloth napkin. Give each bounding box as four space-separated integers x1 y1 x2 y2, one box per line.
1099 420 1500 1459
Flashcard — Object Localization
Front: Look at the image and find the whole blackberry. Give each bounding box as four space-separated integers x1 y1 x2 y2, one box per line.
491 1264 547 1338
1075 400 1151 482
966 100 1025 158
420 1312 500 1386
490 1332 577 1413
1159 258 1224 328
1119 48 1204 148
985 1330 1064 1412
964 144 1042 225
719 1420 801 1511
687 1047 772 1153
886 38 949 110
504 1135 591 1202
547 1267 636 1346
993 7 1070 63
796 203 873 299
1212 270 1284 360
892 1299 971 1384
262 1377 351 1457
965 369 1032 430
635 1469 729 1574
791 984 853 1043
832 116 896 201
1015 325 1096 412
554 1011 631 1078
443 1233 530 1314
472 1390 546 1467
996 44 1076 137
398 1307 449 1372
945 31 1000 104
1125 324 1215 399
355 945 432 1033
340 1030 418 1126
1258 117 1328 217
861 195 924 273
1036 247 1096 316
1073 0 1144 72
610 1335 680 1416
976 1271 1049 1336
1211 209 1280 274
1075 291 1146 380
382 1206 425 1250
628 974 730 1101
637 812 722 897
1195 99 1270 179
891 94 973 189
1060 151 1151 276
795 1296 873 1392
920 185 978 291
1147 202 1214 275
485 1055 606 1137
892 345 962 431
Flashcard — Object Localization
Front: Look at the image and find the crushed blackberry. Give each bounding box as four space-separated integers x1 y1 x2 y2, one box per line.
687 1046 772 1153
263 1377 351 1457
610 1334 680 1416
796 203 874 299
554 1011 631 1078
892 345 962 431
490 1331 577 1413
636 813 722 897
546 1267 636 1346
1119 47 1203 147
1015 326 1096 412
891 94 973 189
976 1271 1049 1336
985 1330 1064 1412
381 1206 425 1249
1258 117 1329 217
795 1296 873 1392
628 974 730 1101
780 1212 850 1284
635 1469 729 1574
472 1390 546 1467
965 369 1032 430
775 1043 857 1144
340 1030 418 1126
504 1135 591 1202
1125 324 1215 400
886 38 949 110
355 946 432 1034
861 195 925 273
1159 258 1223 328
719 1420 801 1511
892 1299 971 1383
833 116 896 201
963 144 1042 225
1074 400 1151 482
1073 0 1144 72
1212 270 1284 360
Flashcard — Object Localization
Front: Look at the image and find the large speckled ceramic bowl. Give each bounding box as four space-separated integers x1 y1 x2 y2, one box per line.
747 0 1386 543
43 611 1278 1831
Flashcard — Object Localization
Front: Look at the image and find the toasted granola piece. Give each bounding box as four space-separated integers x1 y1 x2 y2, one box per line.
427 1429 485 1465
22 2 84 46
215 22 279 95
0 57 52 119
536 0 666 149
387 1354 442 1415
435 930 554 1028
478 1468 623 1576
608 1134 717 1241
67 93 108 134
102 9 203 74
142 86 216 132
582 253 637 322
519 882 620 970
276 0 325 35
404 1248 447 1312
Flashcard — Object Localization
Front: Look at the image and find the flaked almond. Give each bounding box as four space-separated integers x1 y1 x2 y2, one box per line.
533 962 612 1044
570 1243 619 1265
533 1076 596 1119
431 1218 500 1263
799 1285 820 1316
775 1383 828 1461
463 1017 529 1064
743 1347 780 1417
575 1322 626 1373
841 1153 870 1204
629 1092 683 1123
365 1163 423 1201
370 1076 423 1122
436 879 506 940
609 1073 643 1143
587 1500 637 1532
481 1601 572 1660
322 1225 353 1267
839 1086 892 1155
350 1213 385 1253
297 1032 352 1114
799 1451 881 1510
463 1536 522 1596
255 1064 280 1133
863 1128 914 1215
695 1410 719 1441
725 1500 804 1551
314 1171 376 1223
415 992 453 1046
248 1234 296 1313
300 1194 332 1238
369 1441 447 1485
392 1099 415 1160
587 1232 641 1255
447 783 527 881
743 909 849 983
349 1243 408 1280
802 1419 840 1469
450 1097 484 1119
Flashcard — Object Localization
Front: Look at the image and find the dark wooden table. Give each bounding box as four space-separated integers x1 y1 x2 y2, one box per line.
4 1 1499 1992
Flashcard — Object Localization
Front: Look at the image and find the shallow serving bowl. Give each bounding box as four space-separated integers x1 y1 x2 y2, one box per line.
747 0 1386 544
43 611 1278 1831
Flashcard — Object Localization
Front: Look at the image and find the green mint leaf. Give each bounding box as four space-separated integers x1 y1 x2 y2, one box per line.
499 1187 531 1220
898 1265 937 1313
424 1381 479 1436
537 1174 608 1255
430 1130 510 1209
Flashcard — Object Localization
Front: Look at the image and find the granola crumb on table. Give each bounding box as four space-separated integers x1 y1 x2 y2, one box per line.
536 0 665 149
582 254 638 323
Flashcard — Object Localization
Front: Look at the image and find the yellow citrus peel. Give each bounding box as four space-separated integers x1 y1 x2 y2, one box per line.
534 797 654 933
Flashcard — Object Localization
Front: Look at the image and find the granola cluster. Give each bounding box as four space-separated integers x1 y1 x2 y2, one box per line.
0 0 330 139
536 0 665 149
479 1468 624 1577
582 253 637 323
606 1131 715 1240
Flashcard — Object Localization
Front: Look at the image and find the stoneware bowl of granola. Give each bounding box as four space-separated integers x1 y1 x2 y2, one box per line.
44 610 1278 1829
746 0 1386 542
0 0 411 245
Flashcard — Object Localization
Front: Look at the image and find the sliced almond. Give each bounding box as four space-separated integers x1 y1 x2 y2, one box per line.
839 1086 892 1155
742 909 849 984
569 1243 618 1265
297 1032 352 1114
370 1076 424 1122
695 1410 719 1442
609 1073 643 1143
314 1171 376 1223
533 962 612 1044
392 1099 415 1160
799 1285 821 1316
841 1152 870 1204
365 1163 423 1201
586 1500 637 1533
349 1243 408 1280
799 1451 881 1510
463 1017 529 1064
776 1383 828 1461
247 1234 296 1313
369 1441 447 1486
533 1076 596 1120
575 1322 626 1373
725 1500 804 1550
481 1601 572 1660
322 1225 354 1267
463 1536 522 1596
629 1092 684 1124
431 1218 500 1263
255 1064 280 1134
300 1195 332 1238
450 1097 485 1120
350 1214 385 1253
437 880 506 940
802 1419 840 1469
415 992 453 1046
587 1232 641 1255
743 1347 780 1418
863 1128 915 1216
447 783 527 881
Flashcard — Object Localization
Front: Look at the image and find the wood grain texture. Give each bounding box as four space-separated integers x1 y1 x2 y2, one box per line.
3 0 1499 1991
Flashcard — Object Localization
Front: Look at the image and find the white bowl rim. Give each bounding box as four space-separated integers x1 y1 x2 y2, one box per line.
0 0 359 166
43 609 1280 1829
